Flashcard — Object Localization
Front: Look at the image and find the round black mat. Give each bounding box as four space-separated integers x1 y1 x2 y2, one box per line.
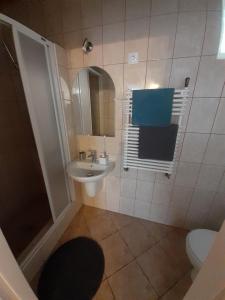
37 237 105 300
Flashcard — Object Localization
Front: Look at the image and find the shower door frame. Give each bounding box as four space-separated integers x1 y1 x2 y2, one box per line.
0 13 72 222
0 13 76 284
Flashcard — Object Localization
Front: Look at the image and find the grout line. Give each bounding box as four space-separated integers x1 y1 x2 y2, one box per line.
158 269 192 299
135 257 160 297
168 9 180 87
106 279 116 300
180 9 211 229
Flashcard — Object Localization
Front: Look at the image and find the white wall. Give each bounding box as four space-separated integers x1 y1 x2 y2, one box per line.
54 0 225 231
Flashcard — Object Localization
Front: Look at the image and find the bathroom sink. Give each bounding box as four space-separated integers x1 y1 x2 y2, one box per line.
67 160 115 197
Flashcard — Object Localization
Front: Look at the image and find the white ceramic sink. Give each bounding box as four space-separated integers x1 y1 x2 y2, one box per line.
67 160 115 197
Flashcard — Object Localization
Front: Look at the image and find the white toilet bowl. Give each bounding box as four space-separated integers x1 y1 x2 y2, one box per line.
186 229 217 281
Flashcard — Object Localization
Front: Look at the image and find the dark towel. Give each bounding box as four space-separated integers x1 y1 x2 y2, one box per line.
132 88 174 127
138 124 178 161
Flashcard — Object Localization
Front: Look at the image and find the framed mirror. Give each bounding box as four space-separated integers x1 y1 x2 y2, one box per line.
72 66 115 137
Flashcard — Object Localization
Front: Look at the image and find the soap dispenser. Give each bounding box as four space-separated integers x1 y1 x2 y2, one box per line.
99 136 109 165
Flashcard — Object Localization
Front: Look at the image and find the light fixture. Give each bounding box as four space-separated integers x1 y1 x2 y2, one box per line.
82 38 93 53
218 0 225 59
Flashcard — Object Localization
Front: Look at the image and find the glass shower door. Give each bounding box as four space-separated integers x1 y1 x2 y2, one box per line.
14 30 70 220
0 21 53 259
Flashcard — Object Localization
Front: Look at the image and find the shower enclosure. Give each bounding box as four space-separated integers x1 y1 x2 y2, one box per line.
0 14 71 263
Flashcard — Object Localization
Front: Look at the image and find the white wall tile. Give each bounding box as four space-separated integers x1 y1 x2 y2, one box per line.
150 203 169 223
125 0 150 20
103 23 125 65
137 169 156 182
212 99 225 134
67 0 225 230
121 178 136 198
169 57 200 96
124 62 147 91
119 196 135 216
222 86 225 97
203 11 222 55
205 192 225 230
166 206 187 227
62 0 81 33
104 64 124 98
152 183 172 205
179 0 207 11
151 0 178 15
174 12 206 58
207 0 222 11
121 167 137 179
106 176 120 211
194 56 225 97
64 31 84 68
148 14 177 59
185 189 216 228
180 133 209 163
145 60 172 89
170 185 193 209
103 0 125 25
136 180 154 202
81 0 102 28
175 162 200 187
134 200 151 219
204 134 225 165
197 164 225 191
218 172 225 192
55 44 68 67
125 18 149 62
187 98 219 133
83 27 103 66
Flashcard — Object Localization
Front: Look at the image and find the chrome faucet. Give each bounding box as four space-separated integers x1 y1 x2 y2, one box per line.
87 150 97 163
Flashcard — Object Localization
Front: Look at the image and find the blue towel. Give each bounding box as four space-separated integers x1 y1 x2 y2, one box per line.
132 88 174 127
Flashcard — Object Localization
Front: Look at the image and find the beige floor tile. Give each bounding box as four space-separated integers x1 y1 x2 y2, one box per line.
161 273 192 300
86 213 117 241
58 214 91 245
94 280 114 300
81 205 106 222
159 229 192 276
100 232 134 277
109 211 136 230
120 221 156 257
137 244 182 296
109 261 158 300
140 219 173 242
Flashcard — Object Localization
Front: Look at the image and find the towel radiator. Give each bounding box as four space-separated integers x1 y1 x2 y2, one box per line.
122 78 189 175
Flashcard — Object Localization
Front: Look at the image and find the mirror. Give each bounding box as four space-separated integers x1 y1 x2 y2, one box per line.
72 66 115 137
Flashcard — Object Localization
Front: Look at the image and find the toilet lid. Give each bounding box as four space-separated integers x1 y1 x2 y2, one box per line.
187 229 216 268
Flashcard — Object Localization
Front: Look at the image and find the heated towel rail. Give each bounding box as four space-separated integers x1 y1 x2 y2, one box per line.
122 79 189 175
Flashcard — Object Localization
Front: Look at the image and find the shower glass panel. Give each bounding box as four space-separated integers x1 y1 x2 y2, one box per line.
0 22 53 259
16 32 69 218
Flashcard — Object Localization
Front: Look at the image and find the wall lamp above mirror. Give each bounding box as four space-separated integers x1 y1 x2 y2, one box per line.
72 66 115 137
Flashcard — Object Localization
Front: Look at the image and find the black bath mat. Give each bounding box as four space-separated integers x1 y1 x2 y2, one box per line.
37 237 105 300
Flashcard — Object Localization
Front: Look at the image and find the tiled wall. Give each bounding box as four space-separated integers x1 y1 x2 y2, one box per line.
2 0 225 231
65 0 225 231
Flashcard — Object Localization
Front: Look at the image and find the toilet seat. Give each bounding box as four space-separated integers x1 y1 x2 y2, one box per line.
186 229 216 270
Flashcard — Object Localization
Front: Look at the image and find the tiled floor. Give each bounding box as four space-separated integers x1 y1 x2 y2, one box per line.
59 205 192 300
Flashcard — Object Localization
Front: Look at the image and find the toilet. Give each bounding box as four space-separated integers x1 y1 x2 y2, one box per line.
186 229 217 281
